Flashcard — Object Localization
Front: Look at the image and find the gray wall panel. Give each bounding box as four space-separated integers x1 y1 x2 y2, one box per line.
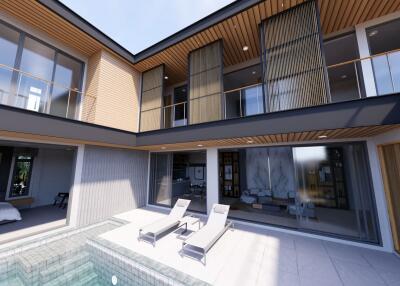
76 145 149 226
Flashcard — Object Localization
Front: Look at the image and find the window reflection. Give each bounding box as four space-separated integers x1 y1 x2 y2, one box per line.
9 154 34 198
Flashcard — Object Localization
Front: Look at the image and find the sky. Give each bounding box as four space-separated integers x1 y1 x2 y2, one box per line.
60 0 235 54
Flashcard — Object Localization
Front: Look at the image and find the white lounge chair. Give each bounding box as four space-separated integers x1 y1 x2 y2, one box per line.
180 204 233 264
138 199 191 246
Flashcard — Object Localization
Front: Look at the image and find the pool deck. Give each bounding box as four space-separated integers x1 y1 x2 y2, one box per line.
101 206 400 286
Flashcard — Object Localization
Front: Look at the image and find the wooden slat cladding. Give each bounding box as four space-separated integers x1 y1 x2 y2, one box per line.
262 1 329 112
140 65 164 132
83 50 141 132
378 143 400 253
136 125 400 151
189 41 223 124
132 0 400 85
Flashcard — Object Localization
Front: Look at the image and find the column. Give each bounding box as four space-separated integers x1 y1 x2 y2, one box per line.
206 147 219 214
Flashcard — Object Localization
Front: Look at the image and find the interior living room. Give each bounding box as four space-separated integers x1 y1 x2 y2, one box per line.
0 140 76 243
219 142 380 243
149 150 207 213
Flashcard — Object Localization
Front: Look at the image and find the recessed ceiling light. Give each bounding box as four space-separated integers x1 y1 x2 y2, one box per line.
247 140 254 144
341 74 347 79
252 71 256 75
242 46 249 51
161 146 166 150
318 135 328 139
197 144 203 147
164 76 169 80
368 30 379 37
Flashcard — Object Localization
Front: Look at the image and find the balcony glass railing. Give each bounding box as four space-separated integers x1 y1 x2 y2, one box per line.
162 101 187 128
0 63 89 120
224 83 264 119
327 48 400 100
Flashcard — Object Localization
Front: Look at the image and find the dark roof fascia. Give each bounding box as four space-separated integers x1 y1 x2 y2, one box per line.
133 0 263 63
135 94 400 146
37 0 135 63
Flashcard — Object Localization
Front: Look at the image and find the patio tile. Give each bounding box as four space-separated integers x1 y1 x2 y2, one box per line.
257 269 300 286
295 237 328 257
333 258 386 286
323 241 369 266
361 250 400 272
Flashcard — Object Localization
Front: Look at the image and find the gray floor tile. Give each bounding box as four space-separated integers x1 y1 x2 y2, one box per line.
333 258 386 286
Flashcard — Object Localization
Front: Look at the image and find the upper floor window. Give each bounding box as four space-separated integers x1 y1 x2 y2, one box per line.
0 21 84 119
324 33 364 103
367 18 400 95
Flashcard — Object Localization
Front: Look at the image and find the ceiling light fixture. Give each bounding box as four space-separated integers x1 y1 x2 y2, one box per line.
247 140 254 144
161 146 166 150
252 71 256 75
197 144 203 147
242 46 249 51
368 30 379 37
318 135 328 139
164 76 169 80
341 74 347 79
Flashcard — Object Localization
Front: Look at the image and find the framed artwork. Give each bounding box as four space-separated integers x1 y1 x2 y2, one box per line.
224 165 232 180
194 166 204 180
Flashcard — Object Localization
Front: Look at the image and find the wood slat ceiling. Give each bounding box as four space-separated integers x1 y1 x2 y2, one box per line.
135 125 400 151
1 0 400 85
133 0 400 84
0 0 111 59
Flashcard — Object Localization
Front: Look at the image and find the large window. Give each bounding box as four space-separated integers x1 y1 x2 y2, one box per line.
0 22 19 105
149 151 207 213
324 33 364 102
367 18 400 95
219 143 379 243
224 64 264 119
0 21 84 119
8 154 34 199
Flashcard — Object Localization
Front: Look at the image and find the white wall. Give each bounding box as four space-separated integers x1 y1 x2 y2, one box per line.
30 148 75 207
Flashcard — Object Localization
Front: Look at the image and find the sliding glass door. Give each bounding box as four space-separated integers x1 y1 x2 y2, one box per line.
219 142 379 243
293 144 378 242
149 151 207 213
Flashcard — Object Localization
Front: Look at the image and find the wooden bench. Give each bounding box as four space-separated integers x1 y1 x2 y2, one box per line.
7 197 34 207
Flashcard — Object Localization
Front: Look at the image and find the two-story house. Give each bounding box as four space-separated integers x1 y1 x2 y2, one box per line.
0 0 399 256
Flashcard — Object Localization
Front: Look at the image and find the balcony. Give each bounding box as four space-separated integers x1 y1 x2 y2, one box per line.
0 63 91 121
152 48 400 131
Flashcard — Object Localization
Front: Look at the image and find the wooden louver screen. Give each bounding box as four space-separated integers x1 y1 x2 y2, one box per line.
261 0 330 112
189 41 223 124
140 65 164 131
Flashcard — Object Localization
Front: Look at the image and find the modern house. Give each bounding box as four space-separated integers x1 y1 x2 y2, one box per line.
0 0 399 257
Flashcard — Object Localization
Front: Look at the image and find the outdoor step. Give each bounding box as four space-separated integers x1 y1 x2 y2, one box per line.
39 252 90 284
72 271 100 286
42 261 95 286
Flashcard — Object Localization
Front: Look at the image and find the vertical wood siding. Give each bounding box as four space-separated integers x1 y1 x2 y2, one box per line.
140 65 164 132
76 145 149 226
261 1 329 112
83 50 141 132
189 41 223 124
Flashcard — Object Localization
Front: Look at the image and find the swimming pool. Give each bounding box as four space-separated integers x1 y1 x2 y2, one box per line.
0 219 209 286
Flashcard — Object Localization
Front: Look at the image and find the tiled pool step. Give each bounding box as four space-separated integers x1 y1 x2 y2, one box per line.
38 252 90 283
42 261 97 286
0 276 24 286
0 220 126 285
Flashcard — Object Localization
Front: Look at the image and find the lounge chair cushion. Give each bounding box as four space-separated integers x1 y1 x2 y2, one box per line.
141 217 180 236
214 204 228 214
184 224 222 250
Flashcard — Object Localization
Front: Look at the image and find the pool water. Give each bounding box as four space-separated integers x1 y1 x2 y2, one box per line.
0 219 208 286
